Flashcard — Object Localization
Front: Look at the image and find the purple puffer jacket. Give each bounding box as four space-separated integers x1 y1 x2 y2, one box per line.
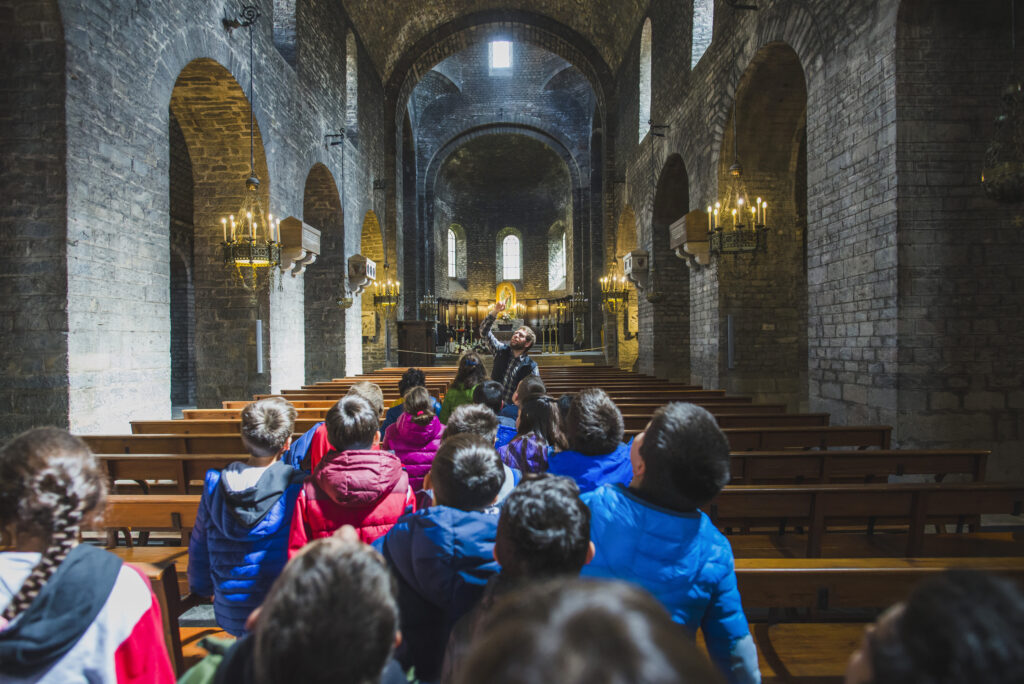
498 433 553 474
383 412 443 492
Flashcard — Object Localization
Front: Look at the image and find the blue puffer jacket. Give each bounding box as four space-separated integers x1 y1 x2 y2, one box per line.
581 484 760 684
546 441 633 493
188 462 306 636
373 505 499 682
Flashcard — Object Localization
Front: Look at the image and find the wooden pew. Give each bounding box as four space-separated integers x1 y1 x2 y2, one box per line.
130 418 320 435
102 494 201 547
712 425 892 450
128 559 185 675
101 454 235 493
730 449 988 484
83 434 248 455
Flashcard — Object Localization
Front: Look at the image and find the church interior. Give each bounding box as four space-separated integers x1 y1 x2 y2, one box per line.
3 0 1024 679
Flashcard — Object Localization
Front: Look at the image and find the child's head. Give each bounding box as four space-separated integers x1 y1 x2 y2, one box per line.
325 395 379 452
517 396 568 451
345 381 384 419
442 404 499 444
565 388 624 456
403 386 435 427
458 578 724 684
472 380 504 415
453 352 487 390
397 367 426 396
633 402 730 510
0 428 108 622
254 534 399 684
846 569 1024 684
495 474 591 580
240 397 296 458
428 433 505 510
513 374 546 406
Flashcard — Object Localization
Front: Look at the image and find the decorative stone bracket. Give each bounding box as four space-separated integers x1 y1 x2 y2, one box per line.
278 217 321 276
670 209 710 269
622 248 650 292
347 254 376 297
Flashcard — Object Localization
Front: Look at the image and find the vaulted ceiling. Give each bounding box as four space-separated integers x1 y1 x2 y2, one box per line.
340 0 649 81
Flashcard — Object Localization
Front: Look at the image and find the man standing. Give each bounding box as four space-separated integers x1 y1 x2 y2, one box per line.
479 301 539 405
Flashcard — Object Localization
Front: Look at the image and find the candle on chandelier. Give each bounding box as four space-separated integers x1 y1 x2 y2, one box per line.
222 218 227 242
762 202 767 226
268 214 274 242
707 206 713 232
247 211 254 240
731 208 737 230
230 215 236 242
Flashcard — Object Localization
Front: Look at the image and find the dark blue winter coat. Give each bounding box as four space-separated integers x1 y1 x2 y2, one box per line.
372 505 499 682
188 462 305 636
581 484 761 684
546 441 633 493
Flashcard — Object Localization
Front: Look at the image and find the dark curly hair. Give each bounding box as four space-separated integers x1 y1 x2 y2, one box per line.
325 395 379 452
240 397 297 458
429 433 505 510
565 388 624 456
0 428 108 623
495 474 589 579
397 367 427 396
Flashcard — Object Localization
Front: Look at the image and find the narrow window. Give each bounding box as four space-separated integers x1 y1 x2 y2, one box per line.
692 0 713 69
639 18 652 142
490 41 512 69
502 234 521 280
447 228 457 278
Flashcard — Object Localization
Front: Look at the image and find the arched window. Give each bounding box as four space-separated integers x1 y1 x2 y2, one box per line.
692 0 713 69
638 18 652 142
548 225 567 290
447 228 457 278
501 233 521 281
272 0 297 66
345 31 358 133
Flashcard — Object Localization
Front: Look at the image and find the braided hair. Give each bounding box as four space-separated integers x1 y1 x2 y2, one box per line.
0 428 107 623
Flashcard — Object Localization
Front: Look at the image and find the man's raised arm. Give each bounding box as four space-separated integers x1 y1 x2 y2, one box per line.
479 302 505 354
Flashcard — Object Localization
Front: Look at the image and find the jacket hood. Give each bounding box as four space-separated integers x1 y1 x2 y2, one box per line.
313 448 405 507
548 441 633 492
386 413 443 451
206 462 305 540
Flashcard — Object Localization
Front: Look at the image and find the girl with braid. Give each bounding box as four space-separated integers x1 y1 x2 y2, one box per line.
0 428 174 682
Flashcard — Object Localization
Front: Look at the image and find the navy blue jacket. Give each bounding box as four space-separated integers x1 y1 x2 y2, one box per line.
373 505 499 681
188 462 305 635
546 441 633 493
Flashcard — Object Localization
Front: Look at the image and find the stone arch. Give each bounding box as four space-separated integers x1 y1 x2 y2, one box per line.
638 17 652 142
613 207 639 371
0 0 68 434
169 112 196 408
303 163 345 383
272 0 298 66
692 0 714 69
717 41 808 409
169 57 272 407
496 227 524 283
648 153 691 381
360 211 386 371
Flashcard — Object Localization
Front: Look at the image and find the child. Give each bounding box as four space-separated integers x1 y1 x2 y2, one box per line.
381 367 442 437
456 579 724 684
189 397 307 636
497 395 567 473
472 380 516 448
288 381 385 472
290 395 415 551
845 569 1024 684
442 474 594 682
500 374 546 421
382 386 444 492
181 528 407 684
439 353 487 423
441 404 520 504
374 434 504 682
0 428 175 682
581 402 760 684
546 388 632 493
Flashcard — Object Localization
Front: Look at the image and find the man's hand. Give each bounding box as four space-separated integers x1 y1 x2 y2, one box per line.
491 301 506 316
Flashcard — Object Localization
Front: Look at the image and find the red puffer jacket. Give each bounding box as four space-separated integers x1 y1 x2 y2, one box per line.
288 448 415 554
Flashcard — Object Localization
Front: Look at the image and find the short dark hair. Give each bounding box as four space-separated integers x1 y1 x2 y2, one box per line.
442 404 499 445
403 386 435 426
636 402 730 509
397 367 426 395
254 536 399 684
565 388 624 456
240 397 297 458
496 474 590 579
868 570 1024 684
514 375 546 404
429 433 505 510
345 382 384 418
457 578 724 684
325 395 379 452
472 381 504 415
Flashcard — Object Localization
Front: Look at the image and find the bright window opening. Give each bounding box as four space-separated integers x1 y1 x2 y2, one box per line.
490 41 512 69
447 229 457 278
502 234 521 280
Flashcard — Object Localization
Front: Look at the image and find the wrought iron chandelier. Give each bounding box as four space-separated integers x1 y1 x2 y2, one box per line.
599 270 631 314
221 5 281 293
419 293 437 320
373 264 401 319
708 103 769 257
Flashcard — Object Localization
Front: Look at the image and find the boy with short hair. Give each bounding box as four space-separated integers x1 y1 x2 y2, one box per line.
189 397 306 636
546 387 632 493
289 395 414 551
285 381 386 471
441 403 519 503
581 402 760 684
472 380 516 447
374 434 505 682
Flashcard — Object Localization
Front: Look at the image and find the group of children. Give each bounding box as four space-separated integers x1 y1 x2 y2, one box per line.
0 359 1022 683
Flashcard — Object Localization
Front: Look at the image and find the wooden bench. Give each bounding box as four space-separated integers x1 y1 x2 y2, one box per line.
712 425 892 451
102 494 201 547
83 434 249 454
130 419 321 435
101 454 235 493
729 449 988 484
